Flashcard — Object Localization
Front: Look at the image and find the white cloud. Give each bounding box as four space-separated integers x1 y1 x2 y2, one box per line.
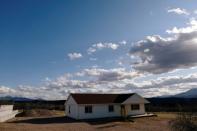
118 61 123 66
167 8 190 15
87 47 96 54
68 52 82 60
0 67 141 100
119 40 127 45
130 18 197 74
78 68 140 82
194 10 197 14
2 71 197 99
87 42 119 54
166 18 197 34
0 86 15 94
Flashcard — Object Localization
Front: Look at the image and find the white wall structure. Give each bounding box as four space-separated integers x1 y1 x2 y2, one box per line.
65 93 150 120
124 103 145 116
77 104 121 119
65 96 78 119
122 93 149 116
0 105 18 122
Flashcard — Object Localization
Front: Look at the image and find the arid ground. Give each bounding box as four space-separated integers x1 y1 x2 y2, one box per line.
0 111 176 131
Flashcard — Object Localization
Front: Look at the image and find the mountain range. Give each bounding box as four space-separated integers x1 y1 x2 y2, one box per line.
0 96 34 101
173 88 197 98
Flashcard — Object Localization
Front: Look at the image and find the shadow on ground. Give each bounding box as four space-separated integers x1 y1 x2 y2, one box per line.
10 116 132 125
10 116 78 124
84 117 134 125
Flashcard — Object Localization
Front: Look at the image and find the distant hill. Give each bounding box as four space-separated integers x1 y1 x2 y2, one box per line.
0 96 66 110
173 88 197 98
156 88 197 98
147 88 197 112
0 96 34 101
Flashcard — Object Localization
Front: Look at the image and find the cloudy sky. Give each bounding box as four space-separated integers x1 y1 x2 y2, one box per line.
1 0 197 100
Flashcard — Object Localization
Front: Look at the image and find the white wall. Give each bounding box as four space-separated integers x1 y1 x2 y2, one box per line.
0 105 18 122
125 103 145 116
77 104 121 119
0 105 13 110
121 94 147 116
65 96 78 119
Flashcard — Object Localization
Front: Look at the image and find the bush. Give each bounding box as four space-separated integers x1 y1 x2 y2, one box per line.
170 112 197 131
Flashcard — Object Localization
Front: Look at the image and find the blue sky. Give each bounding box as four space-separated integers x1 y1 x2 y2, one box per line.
1 0 197 99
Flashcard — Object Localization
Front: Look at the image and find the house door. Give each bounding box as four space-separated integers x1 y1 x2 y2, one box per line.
121 105 126 117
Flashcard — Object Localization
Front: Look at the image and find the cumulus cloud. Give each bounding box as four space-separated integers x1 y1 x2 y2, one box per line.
121 73 197 97
2 71 197 99
93 43 119 50
0 86 15 94
119 40 127 45
87 42 119 54
130 19 197 74
0 67 141 100
166 18 197 34
77 68 140 82
68 52 82 60
134 74 197 90
167 8 190 15
0 85 57 100
194 10 197 14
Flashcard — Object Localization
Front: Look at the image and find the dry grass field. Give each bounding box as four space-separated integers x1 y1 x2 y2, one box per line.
0 111 176 131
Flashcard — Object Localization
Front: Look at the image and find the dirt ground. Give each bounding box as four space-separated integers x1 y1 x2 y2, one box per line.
0 112 175 131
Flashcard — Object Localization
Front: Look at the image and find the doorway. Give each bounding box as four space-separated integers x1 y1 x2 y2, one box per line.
121 105 126 117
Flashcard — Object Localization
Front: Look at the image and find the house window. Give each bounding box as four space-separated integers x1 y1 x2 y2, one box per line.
131 104 140 110
85 106 92 113
108 105 114 112
69 106 71 114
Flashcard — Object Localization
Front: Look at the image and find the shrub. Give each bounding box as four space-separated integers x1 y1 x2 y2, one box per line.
170 112 197 131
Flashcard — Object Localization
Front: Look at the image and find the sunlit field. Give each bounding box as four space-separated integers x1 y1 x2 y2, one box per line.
0 111 178 131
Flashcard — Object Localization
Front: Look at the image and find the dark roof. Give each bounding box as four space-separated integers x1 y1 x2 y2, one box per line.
70 93 135 104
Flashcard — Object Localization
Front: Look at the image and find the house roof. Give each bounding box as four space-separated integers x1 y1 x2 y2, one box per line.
70 93 136 104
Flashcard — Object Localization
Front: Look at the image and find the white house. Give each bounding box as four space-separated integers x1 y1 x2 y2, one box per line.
0 105 18 122
65 93 150 119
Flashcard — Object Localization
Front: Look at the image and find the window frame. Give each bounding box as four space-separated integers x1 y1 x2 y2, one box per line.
108 105 114 112
131 104 140 110
85 105 93 113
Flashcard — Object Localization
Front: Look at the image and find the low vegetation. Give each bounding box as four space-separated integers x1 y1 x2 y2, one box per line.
14 100 65 110
16 109 64 117
169 112 197 131
0 111 172 131
146 98 197 112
